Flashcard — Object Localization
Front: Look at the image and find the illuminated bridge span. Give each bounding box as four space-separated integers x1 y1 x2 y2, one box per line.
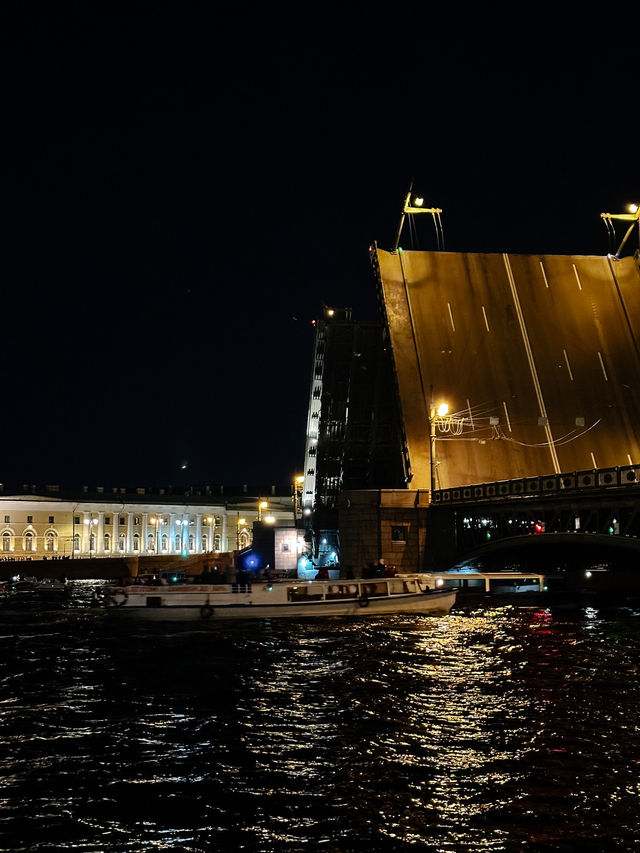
373 248 640 492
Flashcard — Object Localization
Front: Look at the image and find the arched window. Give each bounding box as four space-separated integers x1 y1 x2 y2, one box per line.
202 533 208 552
103 533 111 552
73 533 80 552
147 533 154 551
175 533 182 552
188 533 194 551
2 532 11 552
161 533 168 552
89 533 96 551
133 533 140 552
118 533 125 552
239 531 250 549
45 531 57 552
24 531 34 551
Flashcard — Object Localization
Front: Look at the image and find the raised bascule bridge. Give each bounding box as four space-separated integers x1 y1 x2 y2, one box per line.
339 210 640 574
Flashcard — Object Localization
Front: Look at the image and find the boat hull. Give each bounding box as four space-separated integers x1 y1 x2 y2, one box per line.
100 577 457 621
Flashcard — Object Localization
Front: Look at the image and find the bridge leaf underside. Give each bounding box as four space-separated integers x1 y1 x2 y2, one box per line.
376 249 640 491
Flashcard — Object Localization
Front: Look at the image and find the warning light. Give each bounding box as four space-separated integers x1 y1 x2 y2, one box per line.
534 521 545 534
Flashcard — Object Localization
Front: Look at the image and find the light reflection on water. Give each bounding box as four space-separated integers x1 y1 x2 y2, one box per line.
1 589 640 851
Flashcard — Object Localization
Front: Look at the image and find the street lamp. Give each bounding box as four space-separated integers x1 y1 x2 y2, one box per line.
237 516 247 550
86 517 98 557
601 202 640 257
258 500 268 521
393 182 443 252
150 515 166 554
429 398 449 496
293 475 304 521
175 517 190 555
205 516 215 552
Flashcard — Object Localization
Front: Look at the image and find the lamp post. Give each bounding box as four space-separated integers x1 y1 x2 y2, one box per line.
87 517 98 557
150 515 166 554
393 182 443 252
429 395 449 496
175 517 190 555
237 516 246 550
293 475 304 523
205 516 215 552
601 202 640 257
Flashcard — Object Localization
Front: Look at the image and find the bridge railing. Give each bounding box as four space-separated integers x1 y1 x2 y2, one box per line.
433 464 640 505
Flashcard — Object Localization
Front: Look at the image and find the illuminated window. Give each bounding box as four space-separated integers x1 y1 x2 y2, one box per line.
118 533 125 551
45 531 57 551
24 531 34 551
103 533 111 552
2 532 11 551
133 533 140 551
73 533 80 551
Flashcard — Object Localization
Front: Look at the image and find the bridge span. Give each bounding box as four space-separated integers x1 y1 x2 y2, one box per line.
373 248 640 492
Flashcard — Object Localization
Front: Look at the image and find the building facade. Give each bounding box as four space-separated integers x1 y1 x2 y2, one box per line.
0 486 298 563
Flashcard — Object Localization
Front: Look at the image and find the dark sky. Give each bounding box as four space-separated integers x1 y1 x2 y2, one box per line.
1 4 638 489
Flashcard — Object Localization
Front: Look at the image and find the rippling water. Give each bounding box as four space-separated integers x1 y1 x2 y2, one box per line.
2 581 640 851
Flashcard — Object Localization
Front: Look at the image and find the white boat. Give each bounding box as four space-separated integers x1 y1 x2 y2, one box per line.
96 573 457 620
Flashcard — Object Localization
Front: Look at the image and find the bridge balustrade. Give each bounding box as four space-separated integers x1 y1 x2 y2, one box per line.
433 464 640 505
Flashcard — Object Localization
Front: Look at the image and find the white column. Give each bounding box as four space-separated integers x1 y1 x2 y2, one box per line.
195 514 202 552
142 513 149 552
127 512 134 552
97 511 104 555
221 512 228 553
82 512 91 554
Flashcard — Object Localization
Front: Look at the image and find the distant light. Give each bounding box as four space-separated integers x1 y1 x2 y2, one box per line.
413 196 424 207
437 403 449 417
628 203 639 214
264 515 276 524
326 308 335 317
303 508 312 516
585 570 592 578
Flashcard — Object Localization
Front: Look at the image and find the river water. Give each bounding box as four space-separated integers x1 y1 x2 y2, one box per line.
1 580 640 852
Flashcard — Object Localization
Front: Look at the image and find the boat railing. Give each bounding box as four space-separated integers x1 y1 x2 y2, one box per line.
287 578 422 602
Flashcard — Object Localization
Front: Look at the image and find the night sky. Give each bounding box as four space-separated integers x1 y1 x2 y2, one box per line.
2 4 637 490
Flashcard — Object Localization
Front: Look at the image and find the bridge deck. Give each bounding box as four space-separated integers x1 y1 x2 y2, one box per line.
375 249 640 490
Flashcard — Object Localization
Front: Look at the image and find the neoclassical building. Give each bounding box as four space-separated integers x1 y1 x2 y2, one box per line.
0 484 298 562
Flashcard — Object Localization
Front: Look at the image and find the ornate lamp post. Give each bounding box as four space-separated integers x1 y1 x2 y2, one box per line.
429 397 449 496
